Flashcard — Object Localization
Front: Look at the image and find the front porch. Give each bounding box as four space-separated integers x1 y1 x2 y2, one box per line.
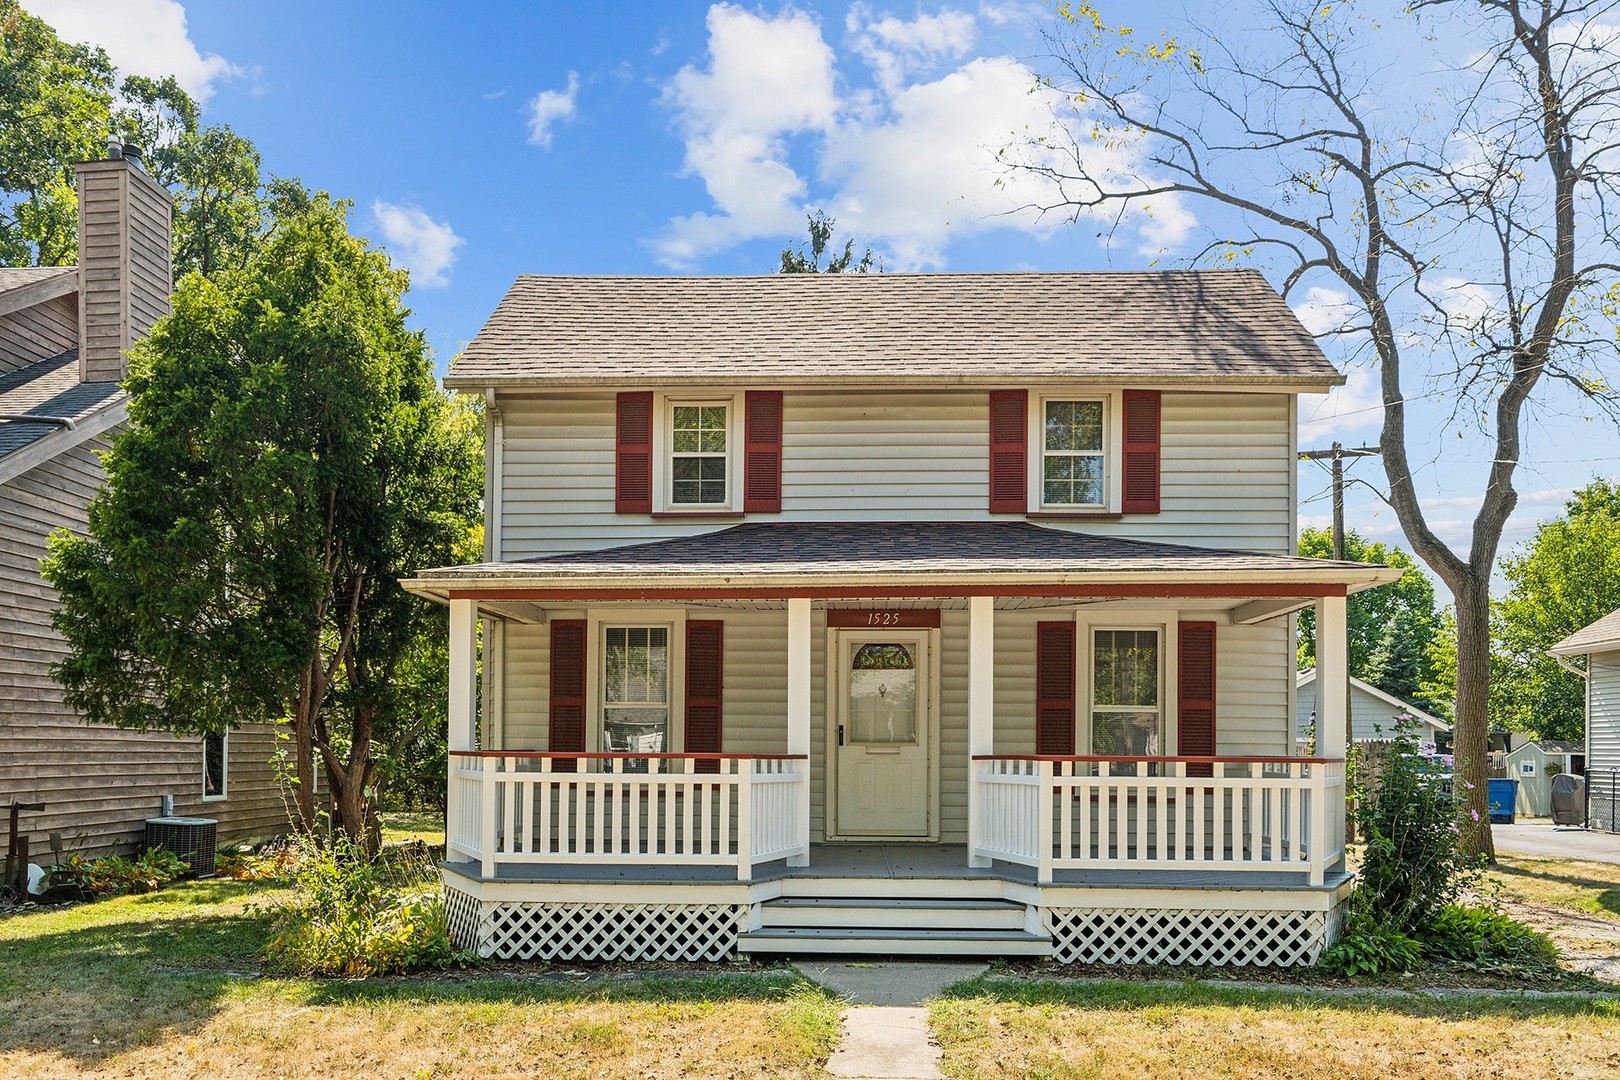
411 523 1392 965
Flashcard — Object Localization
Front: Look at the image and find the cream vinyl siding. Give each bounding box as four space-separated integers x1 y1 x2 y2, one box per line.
1591 652 1620 776
495 389 1295 558
0 437 287 858
496 603 1293 845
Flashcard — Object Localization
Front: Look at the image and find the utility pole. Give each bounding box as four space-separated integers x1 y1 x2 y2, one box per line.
1299 443 1381 558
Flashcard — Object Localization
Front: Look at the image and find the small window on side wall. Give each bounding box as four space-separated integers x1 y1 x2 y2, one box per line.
203 731 228 800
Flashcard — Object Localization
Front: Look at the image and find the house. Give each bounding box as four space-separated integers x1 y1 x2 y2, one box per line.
1550 609 1620 830
0 145 285 866
1294 669 1450 747
404 271 1399 967
1502 740 1585 818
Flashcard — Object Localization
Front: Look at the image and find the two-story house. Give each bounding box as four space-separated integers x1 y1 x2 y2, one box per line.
0 147 285 868
406 272 1395 967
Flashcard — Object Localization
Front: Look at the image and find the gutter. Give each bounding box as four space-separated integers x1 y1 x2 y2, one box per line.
1553 652 1589 680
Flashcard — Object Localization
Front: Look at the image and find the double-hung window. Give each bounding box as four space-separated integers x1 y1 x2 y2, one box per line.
670 404 730 507
1091 628 1162 772
1041 399 1106 508
603 626 670 769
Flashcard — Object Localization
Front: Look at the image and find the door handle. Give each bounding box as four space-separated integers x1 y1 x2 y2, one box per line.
838 724 845 747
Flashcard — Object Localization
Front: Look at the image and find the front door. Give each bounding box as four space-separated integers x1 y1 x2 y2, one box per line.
833 630 931 837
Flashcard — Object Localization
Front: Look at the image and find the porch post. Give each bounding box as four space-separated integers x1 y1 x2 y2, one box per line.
967 594 994 868
448 597 479 751
1315 595 1349 760
787 597 812 867
1313 594 1349 886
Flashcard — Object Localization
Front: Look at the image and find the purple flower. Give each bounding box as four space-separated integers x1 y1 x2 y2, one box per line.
1470 809 1481 822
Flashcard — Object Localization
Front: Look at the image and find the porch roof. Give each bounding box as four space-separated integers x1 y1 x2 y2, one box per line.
405 522 1400 601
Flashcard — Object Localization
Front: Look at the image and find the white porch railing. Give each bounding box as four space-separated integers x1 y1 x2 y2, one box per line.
447 752 810 881
972 755 1346 885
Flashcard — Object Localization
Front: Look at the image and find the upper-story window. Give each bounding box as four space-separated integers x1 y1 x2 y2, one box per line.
1041 399 1107 508
670 404 730 506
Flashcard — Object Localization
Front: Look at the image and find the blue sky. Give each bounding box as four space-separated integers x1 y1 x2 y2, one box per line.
23 0 1620 588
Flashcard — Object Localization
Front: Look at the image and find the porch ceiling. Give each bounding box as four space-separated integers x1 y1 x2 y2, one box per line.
404 522 1400 603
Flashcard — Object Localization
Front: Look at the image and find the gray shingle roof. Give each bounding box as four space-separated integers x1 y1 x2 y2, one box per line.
0 265 76 294
447 270 1342 389
0 350 123 460
1551 608 1620 655
416 521 1385 584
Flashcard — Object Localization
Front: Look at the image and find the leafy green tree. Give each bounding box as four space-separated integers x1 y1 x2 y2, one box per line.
1488 480 1620 741
778 210 880 273
0 6 263 276
0 0 115 265
44 192 482 843
1297 528 1444 714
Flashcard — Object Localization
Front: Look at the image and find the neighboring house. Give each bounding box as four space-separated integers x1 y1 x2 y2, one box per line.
1294 668 1451 746
1502 740 1585 818
1550 610 1620 830
0 147 284 865
405 271 1398 967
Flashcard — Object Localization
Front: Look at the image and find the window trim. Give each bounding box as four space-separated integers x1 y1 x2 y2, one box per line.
1075 608 1177 758
1028 391 1124 513
584 609 688 755
655 393 744 514
202 731 228 801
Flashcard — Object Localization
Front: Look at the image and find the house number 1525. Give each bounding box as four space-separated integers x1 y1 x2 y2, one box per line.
866 612 903 626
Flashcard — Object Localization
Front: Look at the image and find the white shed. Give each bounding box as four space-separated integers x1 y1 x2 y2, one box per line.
1502 739 1585 818
1296 669 1451 746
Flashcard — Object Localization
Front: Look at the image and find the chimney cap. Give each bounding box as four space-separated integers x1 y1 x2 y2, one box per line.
105 134 123 159
121 143 145 170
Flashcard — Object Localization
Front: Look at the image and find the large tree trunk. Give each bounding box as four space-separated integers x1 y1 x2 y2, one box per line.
1451 579 1496 860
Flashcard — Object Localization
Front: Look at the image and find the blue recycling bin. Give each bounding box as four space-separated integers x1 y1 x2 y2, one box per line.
1487 777 1518 824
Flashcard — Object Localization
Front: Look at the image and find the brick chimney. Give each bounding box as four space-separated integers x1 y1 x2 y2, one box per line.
75 142 173 383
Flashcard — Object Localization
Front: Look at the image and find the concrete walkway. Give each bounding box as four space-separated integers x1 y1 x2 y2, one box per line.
800 960 985 1080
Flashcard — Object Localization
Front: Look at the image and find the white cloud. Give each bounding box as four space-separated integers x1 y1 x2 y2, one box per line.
371 202 465 289
527 71 580 149
24 0 239 103
654 3 1188 268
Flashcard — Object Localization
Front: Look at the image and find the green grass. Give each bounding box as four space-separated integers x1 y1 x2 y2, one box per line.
1488 854 1620 919
930 975 1620 1080
378 810 445 848
0 877 842 1078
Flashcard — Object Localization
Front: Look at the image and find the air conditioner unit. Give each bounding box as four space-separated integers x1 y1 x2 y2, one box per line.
144 816 217 878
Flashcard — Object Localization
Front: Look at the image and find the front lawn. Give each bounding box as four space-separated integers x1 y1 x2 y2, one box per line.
0 878 840 1079
931 976 1620 1080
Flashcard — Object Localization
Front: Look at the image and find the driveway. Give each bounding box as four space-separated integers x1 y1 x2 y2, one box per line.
1493 822 1620 865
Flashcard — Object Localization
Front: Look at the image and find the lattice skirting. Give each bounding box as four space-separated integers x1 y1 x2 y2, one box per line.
443 887 744 961
1045 904 1339 967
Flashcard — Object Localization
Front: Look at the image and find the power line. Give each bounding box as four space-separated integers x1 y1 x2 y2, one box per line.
1299 443 1382 559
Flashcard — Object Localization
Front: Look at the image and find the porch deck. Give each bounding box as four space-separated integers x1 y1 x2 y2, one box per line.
441 842 1350 892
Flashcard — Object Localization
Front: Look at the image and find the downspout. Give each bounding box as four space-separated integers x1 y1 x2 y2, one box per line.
485 388 505 751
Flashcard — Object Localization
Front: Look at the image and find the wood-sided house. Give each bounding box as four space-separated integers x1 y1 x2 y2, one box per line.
405 272 1398 967
0 148 284 864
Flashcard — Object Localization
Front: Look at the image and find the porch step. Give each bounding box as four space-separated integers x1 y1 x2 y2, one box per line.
775 876 1008 900
760 896 1028 931
737 926 1051 957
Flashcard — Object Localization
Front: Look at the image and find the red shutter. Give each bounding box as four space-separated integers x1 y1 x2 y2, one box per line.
743 391 783 513
1036 621 1076 755
1178 621 1217 778
549 619 587 772
988 390 1028 514
615 392 654 513
685 620 724 774
1121 390 1161 514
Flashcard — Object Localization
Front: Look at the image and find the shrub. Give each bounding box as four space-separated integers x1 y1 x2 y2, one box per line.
1352 719 1482 933
1420 904 1559 967
261 832 468 977
56 848 190 897
1319 910 1423 976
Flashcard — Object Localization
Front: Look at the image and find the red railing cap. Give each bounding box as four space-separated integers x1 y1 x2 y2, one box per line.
449 750 809 761
971 753 1343 765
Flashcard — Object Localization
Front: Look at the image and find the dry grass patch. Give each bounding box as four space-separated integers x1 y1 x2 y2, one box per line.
930 977 1620 1080
0 878 841 1079
1485 855 1620 921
